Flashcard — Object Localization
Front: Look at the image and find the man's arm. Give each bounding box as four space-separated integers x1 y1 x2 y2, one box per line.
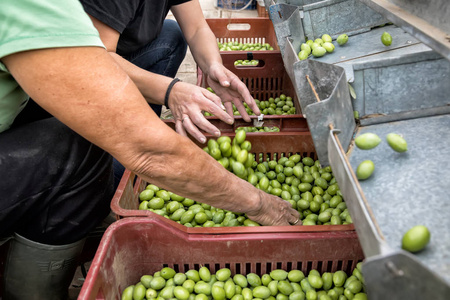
87 14 234 143
2 46 300 226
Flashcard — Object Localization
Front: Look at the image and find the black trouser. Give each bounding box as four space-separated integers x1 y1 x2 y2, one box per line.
0 103 114 245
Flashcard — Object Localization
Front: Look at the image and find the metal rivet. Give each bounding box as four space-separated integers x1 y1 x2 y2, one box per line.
386 261 404 277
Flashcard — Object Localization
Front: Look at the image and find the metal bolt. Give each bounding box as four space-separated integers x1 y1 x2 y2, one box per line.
386 261 404 277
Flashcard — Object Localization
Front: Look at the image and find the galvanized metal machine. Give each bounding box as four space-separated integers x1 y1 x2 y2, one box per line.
264 0 450 298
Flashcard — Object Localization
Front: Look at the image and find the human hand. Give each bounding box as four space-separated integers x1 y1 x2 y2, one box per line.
205 63 260 122
245 190 302 226
168 81 234 143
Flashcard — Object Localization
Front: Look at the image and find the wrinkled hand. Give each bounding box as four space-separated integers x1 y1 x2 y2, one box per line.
246 190 302 226
169 81 234 143
206 63 260 122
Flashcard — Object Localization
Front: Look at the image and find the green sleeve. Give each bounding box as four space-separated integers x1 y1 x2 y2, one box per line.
0 0 105 63
0 0 105 133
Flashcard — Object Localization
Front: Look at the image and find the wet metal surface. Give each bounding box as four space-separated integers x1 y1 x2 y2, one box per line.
348 114 450 284
302 0 388 40
293 60 356 166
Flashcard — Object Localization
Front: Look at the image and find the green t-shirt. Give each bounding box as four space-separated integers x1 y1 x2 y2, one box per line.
0 0 105 133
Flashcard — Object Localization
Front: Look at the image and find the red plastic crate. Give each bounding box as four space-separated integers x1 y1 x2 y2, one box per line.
182 19 298 134
198 52 299 109
206 18 279 53
111 132 355 233
163 115 308 135
79 217 364 299
184 51 306 136
257 2 269 18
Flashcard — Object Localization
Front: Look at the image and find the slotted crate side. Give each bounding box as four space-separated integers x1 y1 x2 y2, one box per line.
207 52 296 102
111 132 355 233
192 52 306 134
230 132 317 160
79 218 364 300
163 114 309 134
216 52 301 112
206 18 279 51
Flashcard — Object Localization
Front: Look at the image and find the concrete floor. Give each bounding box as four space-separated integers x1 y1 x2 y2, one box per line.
68 2 262 298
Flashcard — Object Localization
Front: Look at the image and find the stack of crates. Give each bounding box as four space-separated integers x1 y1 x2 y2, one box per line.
196 17 280 87
166 17 305 135
80 12 367 299
216 0 257 10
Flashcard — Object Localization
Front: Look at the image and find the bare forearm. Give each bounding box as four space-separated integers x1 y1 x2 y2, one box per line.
4 47 260 214
186 27 223 75
136 134 260 213
108 51 172 105
171 0 223 76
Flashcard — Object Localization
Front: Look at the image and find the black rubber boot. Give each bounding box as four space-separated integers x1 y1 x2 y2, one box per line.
3 233 85 300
